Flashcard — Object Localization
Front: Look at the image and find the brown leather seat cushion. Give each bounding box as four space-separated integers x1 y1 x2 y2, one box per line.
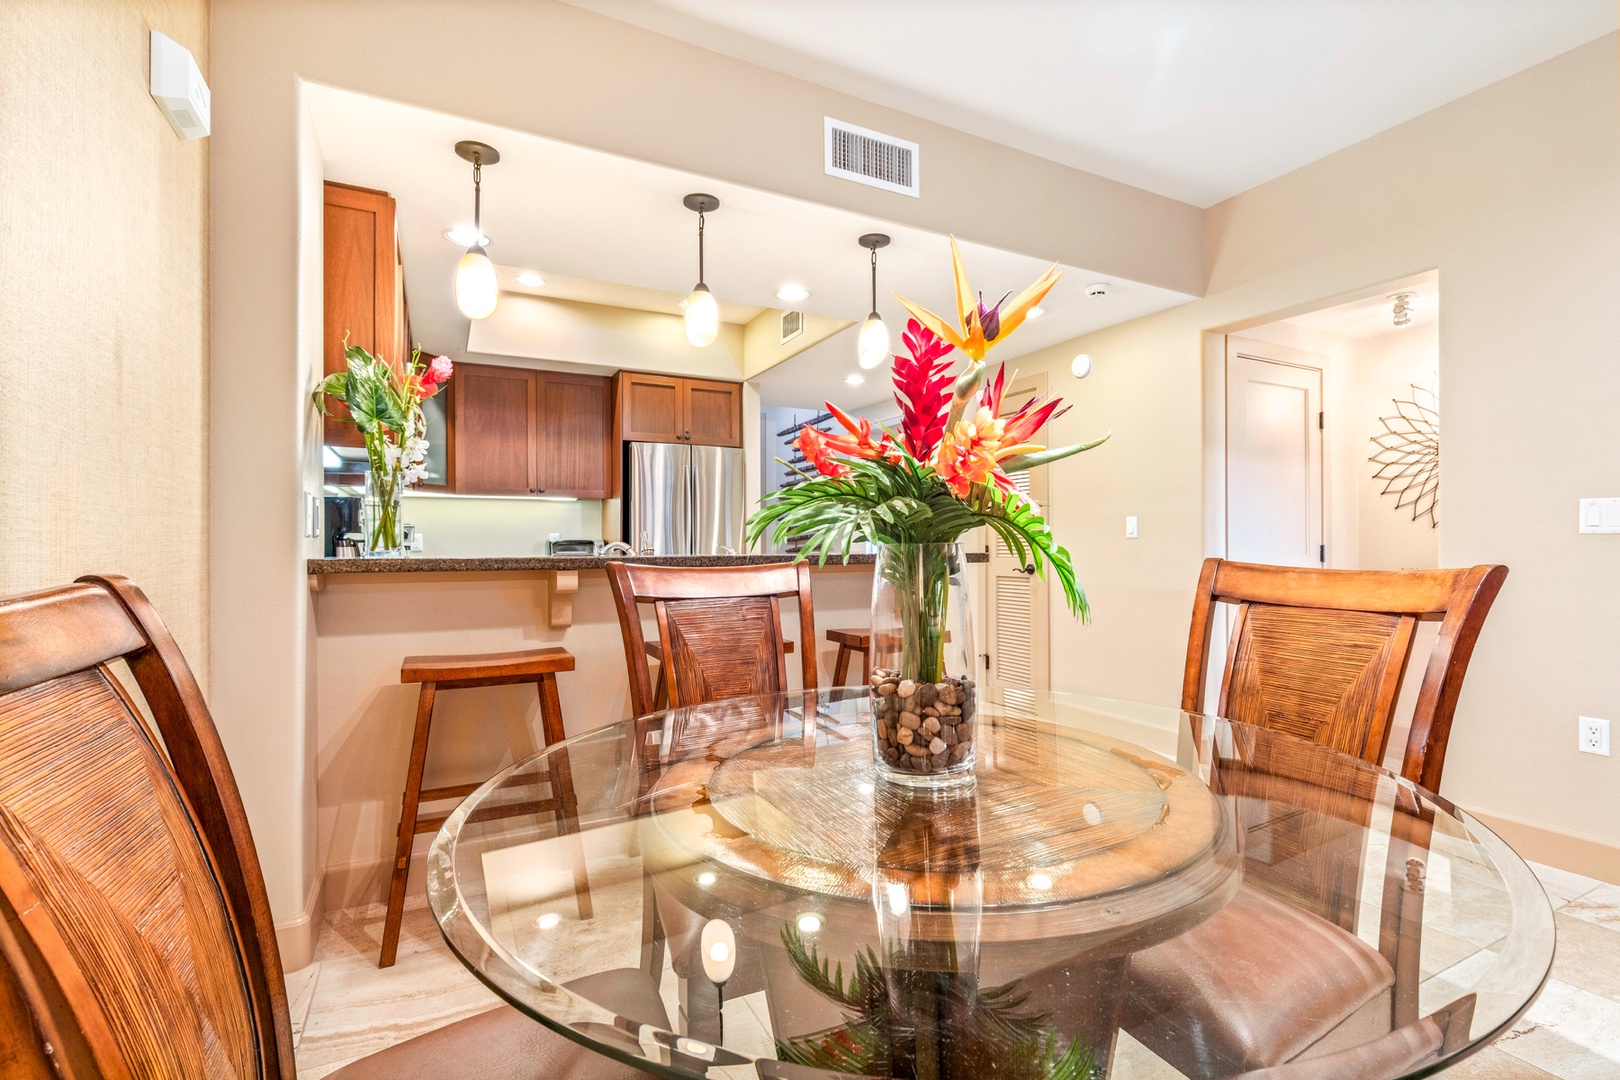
1126 884 1395 1076
325 1004 649 1079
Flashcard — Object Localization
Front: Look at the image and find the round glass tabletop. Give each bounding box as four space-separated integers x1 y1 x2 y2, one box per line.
427 689 1553 1079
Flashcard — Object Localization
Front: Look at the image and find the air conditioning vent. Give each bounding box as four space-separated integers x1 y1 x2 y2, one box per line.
780 309 804 344
825 118 920 197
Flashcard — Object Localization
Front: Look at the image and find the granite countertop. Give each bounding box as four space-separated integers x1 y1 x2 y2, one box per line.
307 551 988 574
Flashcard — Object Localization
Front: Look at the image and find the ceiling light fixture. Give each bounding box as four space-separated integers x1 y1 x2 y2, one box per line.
1028 305 1047 320
1071 353 1093 379
776 284 811 304
857 233 892 369
443 226 491 247
845 373 865 386
516 271 544 288
1391 293 1414 327
453 140 500 320
682 193 721 347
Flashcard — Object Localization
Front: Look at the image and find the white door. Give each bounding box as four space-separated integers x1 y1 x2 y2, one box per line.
1226 340 1324 567
984 374 1050 708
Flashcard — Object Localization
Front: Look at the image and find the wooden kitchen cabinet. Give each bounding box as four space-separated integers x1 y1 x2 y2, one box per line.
616 372 742 447
323 182 410 448
452 363 611 499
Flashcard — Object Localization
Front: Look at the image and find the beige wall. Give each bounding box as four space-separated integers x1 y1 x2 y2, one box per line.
1354 325 1442 571
211 0 1204 927
0 1 209 677
1015 36 1620 872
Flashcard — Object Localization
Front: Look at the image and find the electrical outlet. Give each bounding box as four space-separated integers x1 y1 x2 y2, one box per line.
1579 716 1611 756
1125 516 1139 539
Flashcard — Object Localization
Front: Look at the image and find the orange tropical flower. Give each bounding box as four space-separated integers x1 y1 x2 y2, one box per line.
935 408 1008 497
895 237 1062 363
823 402 901 463
796 424 851 479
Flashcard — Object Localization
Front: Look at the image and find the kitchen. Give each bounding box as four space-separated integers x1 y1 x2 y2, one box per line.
302 85 1176 933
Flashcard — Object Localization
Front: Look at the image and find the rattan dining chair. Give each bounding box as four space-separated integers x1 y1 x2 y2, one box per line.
1127 558 1508 1078
0 576 648 1079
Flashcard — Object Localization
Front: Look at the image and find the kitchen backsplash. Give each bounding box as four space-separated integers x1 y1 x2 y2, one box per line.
398 494 602 557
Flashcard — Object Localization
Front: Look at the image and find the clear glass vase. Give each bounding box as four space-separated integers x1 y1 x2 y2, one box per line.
868 542 977 786
363 464 405 557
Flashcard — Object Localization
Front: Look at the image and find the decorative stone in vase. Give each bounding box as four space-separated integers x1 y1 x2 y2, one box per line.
869 543 977 786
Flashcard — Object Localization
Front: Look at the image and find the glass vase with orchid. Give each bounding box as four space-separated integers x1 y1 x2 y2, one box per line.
314 343 452 556
746 239 1107 782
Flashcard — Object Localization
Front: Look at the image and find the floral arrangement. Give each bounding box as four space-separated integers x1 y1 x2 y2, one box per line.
314 342 452 554
745 240 1106 620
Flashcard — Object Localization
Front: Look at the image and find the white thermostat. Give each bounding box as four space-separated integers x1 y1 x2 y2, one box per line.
150 31 210 140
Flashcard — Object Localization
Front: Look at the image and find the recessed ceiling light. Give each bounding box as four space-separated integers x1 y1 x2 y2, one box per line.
796 913 823 933
696 871 717 886
1027 305 1046 319
444 225 490 247
516 271 544 287
775 284 811 304
845 373 865 385
534 912 561 930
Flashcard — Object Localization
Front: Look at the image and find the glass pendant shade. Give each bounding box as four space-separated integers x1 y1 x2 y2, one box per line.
857 312 890 369
455 247 499 320
685 283 720 347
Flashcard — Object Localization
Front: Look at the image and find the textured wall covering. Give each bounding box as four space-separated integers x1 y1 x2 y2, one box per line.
0 1 210 684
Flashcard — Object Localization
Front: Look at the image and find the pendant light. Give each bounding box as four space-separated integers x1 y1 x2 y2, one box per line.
857 233 891 369
453 140 500 320
683 193 721 347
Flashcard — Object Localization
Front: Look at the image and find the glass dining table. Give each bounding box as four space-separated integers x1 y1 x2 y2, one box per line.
426 688 1554 1079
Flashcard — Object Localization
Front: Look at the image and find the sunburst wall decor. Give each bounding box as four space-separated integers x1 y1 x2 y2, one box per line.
1370 380 1439 528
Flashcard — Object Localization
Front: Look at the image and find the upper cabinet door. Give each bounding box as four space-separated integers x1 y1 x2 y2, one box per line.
323 183 402 448
536 372 611 498
619 373 684 443
683 378 743 447
453 364 537 496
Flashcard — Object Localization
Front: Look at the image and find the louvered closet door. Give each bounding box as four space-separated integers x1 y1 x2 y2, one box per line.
984 374 1050 708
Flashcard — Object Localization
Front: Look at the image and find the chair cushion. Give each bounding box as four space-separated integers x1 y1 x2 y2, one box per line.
1126 884 1395 1077
325 1004 647 1079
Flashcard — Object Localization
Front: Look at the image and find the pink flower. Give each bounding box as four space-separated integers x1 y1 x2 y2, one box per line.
417 354 453 396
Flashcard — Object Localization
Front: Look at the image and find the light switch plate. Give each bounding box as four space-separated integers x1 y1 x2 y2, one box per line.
1125 516 1139 539
1580 716 1611 756
1579 498 1620 533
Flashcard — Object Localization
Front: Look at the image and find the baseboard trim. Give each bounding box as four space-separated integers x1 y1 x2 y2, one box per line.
275 874 325 972
1462 803 1620 887
322 851 428 914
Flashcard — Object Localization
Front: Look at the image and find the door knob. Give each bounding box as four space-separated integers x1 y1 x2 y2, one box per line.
1020 564 1035 575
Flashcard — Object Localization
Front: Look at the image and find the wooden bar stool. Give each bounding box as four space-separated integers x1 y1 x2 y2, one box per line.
382 646 592 967
827 627 872 685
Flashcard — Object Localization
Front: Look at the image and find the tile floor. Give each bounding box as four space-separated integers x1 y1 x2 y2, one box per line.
292 861 1619 1078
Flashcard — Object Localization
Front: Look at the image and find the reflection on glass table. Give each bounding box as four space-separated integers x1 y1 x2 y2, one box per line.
427 688 1553 1079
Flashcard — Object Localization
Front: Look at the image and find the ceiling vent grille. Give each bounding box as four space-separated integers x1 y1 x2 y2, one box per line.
780 309 804 345
825 118 920 197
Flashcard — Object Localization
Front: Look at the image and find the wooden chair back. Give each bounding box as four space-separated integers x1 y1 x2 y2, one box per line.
1182 558 1507 791
0 576 293 1078
606 562 818 717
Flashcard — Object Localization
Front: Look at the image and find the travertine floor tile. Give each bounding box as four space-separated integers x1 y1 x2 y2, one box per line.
1434 1045 1559 1078
1494 978 1620 1079
1528 861 1602 909
1561 882 1620 931
1549 912 1620 1002
284 961 321 1047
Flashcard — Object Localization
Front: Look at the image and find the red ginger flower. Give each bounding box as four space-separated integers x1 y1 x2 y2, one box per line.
413 354 453 398
892 319 955 460
979 362 1069 444
795 424 850 479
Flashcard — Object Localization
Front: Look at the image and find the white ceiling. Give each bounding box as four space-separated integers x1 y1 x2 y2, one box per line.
306 85 1193 406
566 0 1617 207
1286 270 1438 340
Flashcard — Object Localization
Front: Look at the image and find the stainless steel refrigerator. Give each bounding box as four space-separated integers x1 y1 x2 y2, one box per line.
625 442 747 555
